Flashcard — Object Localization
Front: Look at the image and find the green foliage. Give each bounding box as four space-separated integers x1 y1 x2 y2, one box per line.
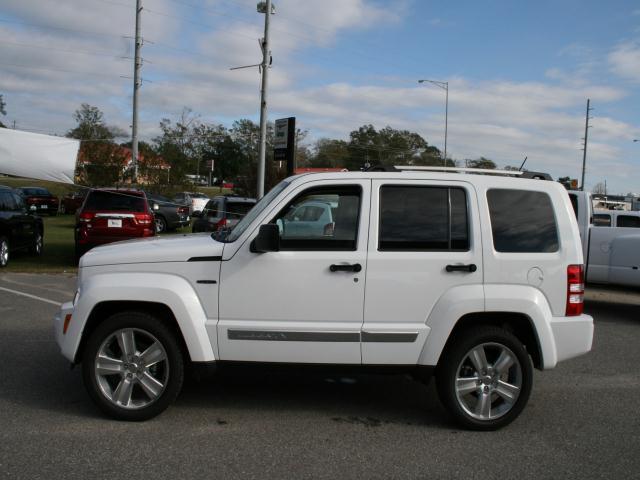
310 124 446 170
66 104 129 186
466 157 497 169
0 93 6 128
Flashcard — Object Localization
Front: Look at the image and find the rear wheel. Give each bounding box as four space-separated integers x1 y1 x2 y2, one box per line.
0 236 9 267
154 215 167 234
436 327 533 430
82 311 184 421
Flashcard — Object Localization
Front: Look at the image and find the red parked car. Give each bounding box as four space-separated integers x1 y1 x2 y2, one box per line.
16 187 59 216
75 189 155 259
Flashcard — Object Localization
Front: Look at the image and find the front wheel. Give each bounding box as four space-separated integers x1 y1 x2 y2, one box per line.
436 327 533 430
29 230 43 256
0 236 9 267
81 311 185 421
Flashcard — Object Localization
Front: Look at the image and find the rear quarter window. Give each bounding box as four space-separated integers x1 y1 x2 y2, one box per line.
616 215 640 228
487 189 559 253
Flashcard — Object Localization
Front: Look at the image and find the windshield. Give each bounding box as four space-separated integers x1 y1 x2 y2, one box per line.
21 188 50 196
223 180 290 242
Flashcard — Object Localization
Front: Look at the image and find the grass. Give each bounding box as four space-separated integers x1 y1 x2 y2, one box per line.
5 214 191 273
0 176 78 198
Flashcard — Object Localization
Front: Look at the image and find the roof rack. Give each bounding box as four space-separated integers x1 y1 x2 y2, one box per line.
367 165 553 180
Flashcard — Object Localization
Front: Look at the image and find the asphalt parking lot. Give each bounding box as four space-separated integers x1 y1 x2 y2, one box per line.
0 273 639 479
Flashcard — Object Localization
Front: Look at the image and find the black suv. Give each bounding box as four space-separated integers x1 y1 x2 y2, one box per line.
0 186 44 267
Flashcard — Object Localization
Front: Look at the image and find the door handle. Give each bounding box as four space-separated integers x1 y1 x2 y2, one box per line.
329 263 362 273
445 263 477 273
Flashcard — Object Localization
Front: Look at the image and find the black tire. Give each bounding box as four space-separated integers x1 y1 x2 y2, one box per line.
154 215 167 234
436 326 533 431
0 236 9 268
81 311 185 421
29 229 43 256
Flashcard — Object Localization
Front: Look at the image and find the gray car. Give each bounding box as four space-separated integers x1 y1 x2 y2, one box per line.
146 193 191 233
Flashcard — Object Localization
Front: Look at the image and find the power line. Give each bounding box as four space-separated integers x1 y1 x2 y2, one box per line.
0 17 131 39
0 39 130 59
0 61 130 79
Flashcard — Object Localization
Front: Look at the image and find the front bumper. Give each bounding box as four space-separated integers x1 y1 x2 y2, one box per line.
550 313 594 364
53 301 76 362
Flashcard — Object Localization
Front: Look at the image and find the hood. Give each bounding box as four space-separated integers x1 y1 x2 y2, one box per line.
80 233 224 267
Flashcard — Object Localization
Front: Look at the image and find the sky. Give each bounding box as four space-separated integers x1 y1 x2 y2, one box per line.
1 0 639 193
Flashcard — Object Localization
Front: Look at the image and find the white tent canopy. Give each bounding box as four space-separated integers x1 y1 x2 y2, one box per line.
0 129 79 184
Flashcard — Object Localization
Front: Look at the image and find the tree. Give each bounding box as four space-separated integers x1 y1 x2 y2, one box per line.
592 182 606 195
341 124 447 170
466 157 496 169
310 138 350 168
67 104 127 186
0 94 6 128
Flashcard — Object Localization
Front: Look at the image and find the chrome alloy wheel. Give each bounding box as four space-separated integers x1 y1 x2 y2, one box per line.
454 342 522 421
0 239 8 267
94 328 169 410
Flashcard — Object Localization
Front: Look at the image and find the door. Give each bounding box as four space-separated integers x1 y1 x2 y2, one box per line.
362 180 483 364
218 180 370 364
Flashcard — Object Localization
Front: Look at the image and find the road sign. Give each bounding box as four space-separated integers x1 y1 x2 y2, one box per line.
273 117 296 175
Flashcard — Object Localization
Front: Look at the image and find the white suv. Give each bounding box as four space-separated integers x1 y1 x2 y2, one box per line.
54 168 593 430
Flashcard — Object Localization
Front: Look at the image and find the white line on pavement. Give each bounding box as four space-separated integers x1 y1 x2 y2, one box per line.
0 286 62 306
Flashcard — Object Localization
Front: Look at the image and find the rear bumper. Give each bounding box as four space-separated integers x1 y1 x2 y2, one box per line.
549 314 594 364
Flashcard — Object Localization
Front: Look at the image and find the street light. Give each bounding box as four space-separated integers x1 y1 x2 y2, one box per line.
418 79 448 166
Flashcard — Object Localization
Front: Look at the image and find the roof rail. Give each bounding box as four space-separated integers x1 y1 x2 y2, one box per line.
388 166 553 180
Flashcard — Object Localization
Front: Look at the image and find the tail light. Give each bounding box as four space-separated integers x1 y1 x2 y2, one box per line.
566 264 585 316
178 206 189 215
27 197 36 204
216 218 227 230
79 212 94 223
134 213 154 225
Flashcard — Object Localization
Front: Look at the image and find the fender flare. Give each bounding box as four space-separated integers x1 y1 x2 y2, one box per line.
64 272 216 363
418 284 557 369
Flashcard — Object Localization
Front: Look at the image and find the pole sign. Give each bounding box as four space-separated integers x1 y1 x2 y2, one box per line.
273 117 296 175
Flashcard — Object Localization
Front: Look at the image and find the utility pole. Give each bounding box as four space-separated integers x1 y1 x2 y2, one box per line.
580 98 593 191
256 0 273 199
131 0 143 184
418 79 449 166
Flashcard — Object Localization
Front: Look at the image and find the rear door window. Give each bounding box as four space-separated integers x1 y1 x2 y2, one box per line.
487 189 558 253
379 186 469 251
593 214 611 227
616 215 640 228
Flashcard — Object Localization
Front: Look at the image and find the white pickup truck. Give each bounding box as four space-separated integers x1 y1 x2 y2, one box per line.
569 191 640 287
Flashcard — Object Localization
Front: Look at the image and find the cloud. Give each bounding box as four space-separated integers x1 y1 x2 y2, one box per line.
609 41 640 82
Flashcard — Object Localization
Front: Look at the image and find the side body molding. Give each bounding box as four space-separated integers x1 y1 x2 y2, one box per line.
63 272 216 363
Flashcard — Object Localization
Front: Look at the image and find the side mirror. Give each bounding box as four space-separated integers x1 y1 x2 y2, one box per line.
250 224 280 253
152 203 160 211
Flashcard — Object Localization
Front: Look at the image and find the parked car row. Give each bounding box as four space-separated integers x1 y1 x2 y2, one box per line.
0 184 257 264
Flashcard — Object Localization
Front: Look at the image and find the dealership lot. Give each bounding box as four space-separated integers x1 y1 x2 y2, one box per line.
0 273 638 479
